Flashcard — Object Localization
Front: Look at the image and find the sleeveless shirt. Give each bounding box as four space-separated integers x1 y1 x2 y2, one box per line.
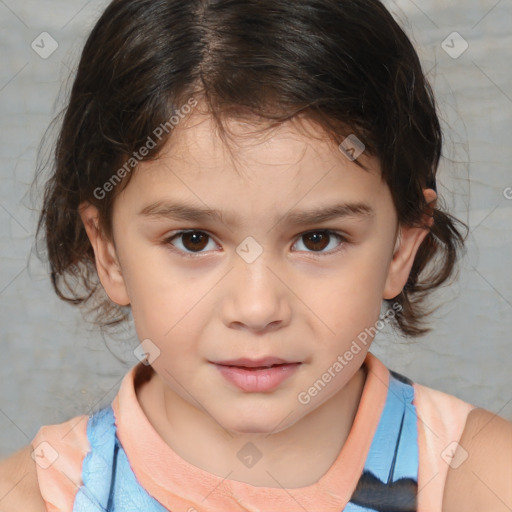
30 352 476 512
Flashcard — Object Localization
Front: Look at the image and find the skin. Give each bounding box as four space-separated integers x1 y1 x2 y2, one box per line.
1 111 510 512
78 110 436 488
0 412 510 511
442 409 512 511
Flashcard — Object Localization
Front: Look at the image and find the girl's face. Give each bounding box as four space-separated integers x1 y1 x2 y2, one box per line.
82 111 433 435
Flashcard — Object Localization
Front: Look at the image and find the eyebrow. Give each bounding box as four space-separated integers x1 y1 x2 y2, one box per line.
139 200 375 226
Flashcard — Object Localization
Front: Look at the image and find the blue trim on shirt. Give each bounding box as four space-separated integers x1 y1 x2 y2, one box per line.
72 371 418 511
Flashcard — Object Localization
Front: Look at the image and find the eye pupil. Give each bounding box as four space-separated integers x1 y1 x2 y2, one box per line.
304 232 329 251
183 232 208 252
169 230 342 257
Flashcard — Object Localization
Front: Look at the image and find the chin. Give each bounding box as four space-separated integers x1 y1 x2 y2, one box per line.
221 408 301 437
228 422 277 436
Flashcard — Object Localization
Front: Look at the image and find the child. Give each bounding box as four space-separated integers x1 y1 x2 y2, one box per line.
1 0 511 510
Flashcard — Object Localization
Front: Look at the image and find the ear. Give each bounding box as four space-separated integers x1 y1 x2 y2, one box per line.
79 202 130 306
383 188 437 300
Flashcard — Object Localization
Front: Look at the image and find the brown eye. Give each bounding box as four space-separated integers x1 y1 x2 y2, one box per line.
165 229 346 258
167 231 215 254
302 232 330 251
181 232 209 251
293 230 346 254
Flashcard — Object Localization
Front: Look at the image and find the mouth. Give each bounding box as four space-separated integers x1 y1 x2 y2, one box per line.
213 356 300 369
228 363 293 370
211 358 302 392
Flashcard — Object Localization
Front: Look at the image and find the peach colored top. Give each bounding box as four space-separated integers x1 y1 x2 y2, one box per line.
31 352 476 512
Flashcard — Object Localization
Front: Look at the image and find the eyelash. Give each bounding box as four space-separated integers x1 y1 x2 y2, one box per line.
162 230 348 259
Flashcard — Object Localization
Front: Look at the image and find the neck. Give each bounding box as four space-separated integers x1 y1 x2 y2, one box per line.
136 363 367 488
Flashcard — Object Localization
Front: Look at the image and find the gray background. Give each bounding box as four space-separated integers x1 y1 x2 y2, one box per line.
0 0 511 458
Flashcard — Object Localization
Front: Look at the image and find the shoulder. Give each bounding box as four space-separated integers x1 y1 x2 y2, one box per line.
0 444 46 512
0 413 92 512
442 407 512 512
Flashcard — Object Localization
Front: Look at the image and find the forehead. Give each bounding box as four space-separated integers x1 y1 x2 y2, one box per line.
156 110 380 181
117 110 392 226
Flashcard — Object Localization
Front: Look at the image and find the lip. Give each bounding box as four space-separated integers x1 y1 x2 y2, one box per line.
212 361 301 392
213 356 296 368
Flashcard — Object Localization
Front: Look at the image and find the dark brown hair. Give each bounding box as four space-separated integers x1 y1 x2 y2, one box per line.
36 0 468 337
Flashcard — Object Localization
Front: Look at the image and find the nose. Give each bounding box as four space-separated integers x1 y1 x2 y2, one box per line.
222 254 291 333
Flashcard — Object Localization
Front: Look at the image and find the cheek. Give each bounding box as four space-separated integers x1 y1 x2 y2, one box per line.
117 236 177 326
124 265 212 359
316 260 386 327
299 263 386 376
